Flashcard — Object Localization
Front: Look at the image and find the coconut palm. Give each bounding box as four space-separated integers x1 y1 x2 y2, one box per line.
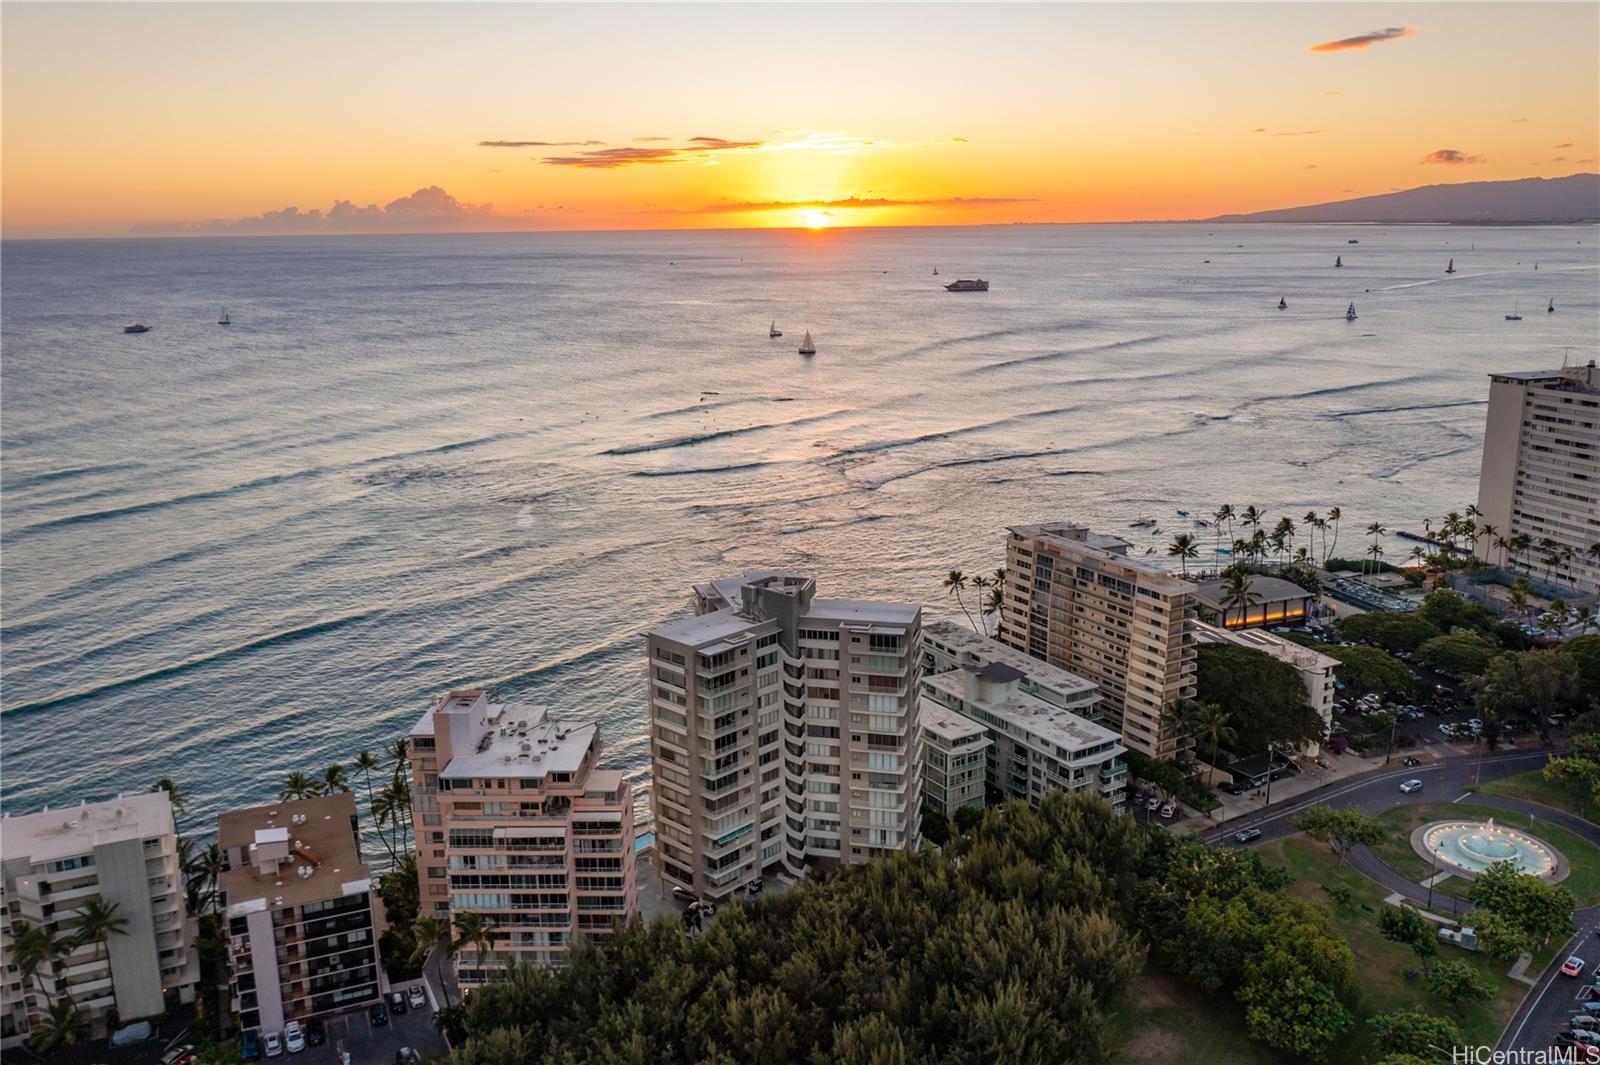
1366 541 1385 574
321 763 352 795
1274 517 1296 562
375 777 413 857
1575 605 1596 636
984 584 1005 639
1218 566 1259 628
279 771 323 801
150 777 185 817
1363 522 1386 576
1166 533 1198 578
12 924 69 1009
1325 506 1343 563
452 911 496 980
1241 505 1264 548
1158 699 1202 763
1293 545 1310 564
942 569 979 632
72 897 129 968
1476 523 1499 565
969 574 993 636
354 749 399 865
1188 702 1237 787
29 999 87 1052
1509 533 1532 574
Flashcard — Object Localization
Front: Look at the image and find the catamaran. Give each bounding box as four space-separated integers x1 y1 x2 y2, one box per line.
1344 302 1358 321
798 331 816 355
768 320 782 338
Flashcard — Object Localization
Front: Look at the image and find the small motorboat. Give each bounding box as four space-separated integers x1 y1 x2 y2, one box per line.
798 330 816 356
1347 239 1359 244
769 320 782 338
1278 297 1287 310
1445 259 1455 274
1128 518 1157 528
1345 302 1358 321
218 309 231 326
1176 509 1190 517
124 322 150 334
1335 256 1343 268
1194 519 1211 528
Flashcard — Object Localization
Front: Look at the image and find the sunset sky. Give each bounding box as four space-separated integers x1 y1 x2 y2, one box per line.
2 3 1596 237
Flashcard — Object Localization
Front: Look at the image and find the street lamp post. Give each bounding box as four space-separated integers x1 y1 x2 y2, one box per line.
1264 743 1277 808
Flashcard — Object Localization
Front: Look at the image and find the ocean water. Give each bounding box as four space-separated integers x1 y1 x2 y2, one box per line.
3 224 1597 827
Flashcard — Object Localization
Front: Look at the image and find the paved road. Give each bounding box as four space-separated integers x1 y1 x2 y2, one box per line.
1497 906 1600 1058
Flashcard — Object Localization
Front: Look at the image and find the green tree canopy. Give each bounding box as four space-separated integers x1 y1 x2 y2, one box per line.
1195 644 1325 757
1294 806 1387 866
1467 860 1575 951
1336 613 1441 653
1470 650 1586 728
1367 1009 1463 1058
1414 629 1500 678
1375 905 1436 970
1424 960 1493 1014
1318 644 1413 697
1558 635 1600 694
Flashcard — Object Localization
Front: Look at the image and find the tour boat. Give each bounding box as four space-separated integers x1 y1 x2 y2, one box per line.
798 331 816 356
1446 259 1455 274
1344 302 1358 321
1278 297 1287 310
123 322 150 334
219 309 231 326
944 279 989 292
769 320 782 338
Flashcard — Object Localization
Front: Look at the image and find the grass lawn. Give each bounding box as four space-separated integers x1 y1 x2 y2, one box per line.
1371 802 1600 907
1111 970 1284 1065
1472 768 1599 823
1254 834 1527 1065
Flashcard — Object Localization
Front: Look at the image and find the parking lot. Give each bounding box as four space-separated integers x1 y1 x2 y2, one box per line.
259 983 448 1065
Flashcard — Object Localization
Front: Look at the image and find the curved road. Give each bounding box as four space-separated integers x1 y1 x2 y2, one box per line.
1198 747 1600 1056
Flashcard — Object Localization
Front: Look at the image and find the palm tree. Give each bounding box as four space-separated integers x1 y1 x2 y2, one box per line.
1158 699 1201 764
1241 506 1264 550
1325 506 1343 563
452 911 496 983
1574 605 1595 636
1477 523 1499 565
1464 504 1481 556
354 749 399 865
984 584 1005 640
1218 566 1259 628
1364 522 1386 576
72 897 129 968
969 574 993 635
942 569 979 632
321 763 352 795
1510 533 1532 574
1188 702 1237 787
279 771 323 801
29 999 87 1052
1293 546 1310 564
150 777 185 817
375 777 414 857
411 914 455 1004
1274 517 1296 563
1166 533 1198 578
1507 582 1530 627
13 924 67 1009
1366 541 1385 574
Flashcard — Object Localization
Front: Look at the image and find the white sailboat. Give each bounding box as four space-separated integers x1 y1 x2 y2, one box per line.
1548 298 1555 314
1344 302 1358 321
1335 256 1343 268
1445 259 1455 274
1277 297 1287 310
798 330 816 356
932 266 939 276
768 320 782 338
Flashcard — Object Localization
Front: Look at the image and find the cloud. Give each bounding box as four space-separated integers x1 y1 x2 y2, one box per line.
478 139 604 147
1553 141 1574 148
687 136 763 149
130 185 507 236
1309 26 1417 52
1576 157 1599 164
1302 164 1319 170
1419 149 1485 165
1252 128 1326 137
1552 156 1568 163
634 136 672 142
1320 90 1342 97
1511 117 1531 124
682 195 1037 215
544 129 969 169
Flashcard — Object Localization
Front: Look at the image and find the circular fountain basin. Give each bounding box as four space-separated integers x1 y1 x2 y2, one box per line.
1410 818 1567 882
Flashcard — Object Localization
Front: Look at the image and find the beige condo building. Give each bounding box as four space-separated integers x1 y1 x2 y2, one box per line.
1000 522 1199 760
1474 362 1600 595
647 573 922 900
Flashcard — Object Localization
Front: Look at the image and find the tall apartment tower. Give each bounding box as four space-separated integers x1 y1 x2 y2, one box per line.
408 690 636 983
646 572 922 901
1001 522 1199 760
1474 362 1600 595
218 794 384 1035
1 793 197 1048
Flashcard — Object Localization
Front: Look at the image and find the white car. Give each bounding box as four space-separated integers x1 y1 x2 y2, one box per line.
1159 802 1176 819
283 1022 305 1054
1400 779 1424 794
263 1032 283 1058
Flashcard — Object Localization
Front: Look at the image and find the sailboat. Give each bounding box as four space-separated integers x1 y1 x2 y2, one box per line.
1505 303 1522 322
218 309 231 326
1344 302 1358 321
768 320 782 338
1277 297 1287 310
1445 259 1455 274
798 330 816 356
1548 299 1555 314
1335 256 1343 268
932 267 939 276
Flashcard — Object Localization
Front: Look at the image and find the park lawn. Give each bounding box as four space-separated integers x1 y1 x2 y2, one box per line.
1472 769 1598 823
1371 802 1600 907
1254 834 1527 1065
1110 970 1284 1065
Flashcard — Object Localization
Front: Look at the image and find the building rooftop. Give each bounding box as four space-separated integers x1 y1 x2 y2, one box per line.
922 620 1099 702
808 597 919 628
1489 362 1598 393
437 704 597 781
1195 621 1341 672
0 791 176 865
1194 574 1314 607
919 701 990 743
1010 521 1198 593
650 606 769 650
219 792 372 913
923 670 1122 754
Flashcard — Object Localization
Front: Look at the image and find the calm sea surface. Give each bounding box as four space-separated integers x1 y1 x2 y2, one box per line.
3 224 1597 825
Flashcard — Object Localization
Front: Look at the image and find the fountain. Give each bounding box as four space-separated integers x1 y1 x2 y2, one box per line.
1412 817 1566 882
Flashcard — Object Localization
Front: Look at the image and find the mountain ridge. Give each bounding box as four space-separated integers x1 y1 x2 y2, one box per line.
1207 174 1599 224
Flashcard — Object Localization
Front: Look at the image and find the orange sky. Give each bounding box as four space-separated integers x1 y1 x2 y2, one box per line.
2 3 1596 237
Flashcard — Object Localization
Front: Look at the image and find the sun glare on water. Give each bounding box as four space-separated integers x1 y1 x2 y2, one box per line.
802 209 832 229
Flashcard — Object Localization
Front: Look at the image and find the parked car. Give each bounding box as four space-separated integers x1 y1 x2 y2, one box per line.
283 1022 305 1054
389 990 408 1015
398 1049 423 1065
263 1032 283 1058
370 1002 389 1027
1563 957 1588 978
1572 1014 1600 1031
1144 796 1161 811
305 1019 326 1047
1159 803 1176 819
1223 782 1246 795
240 1033 260 1062
163 1045 196 1065
407 984 427 1010
1402 756 1422 767
1400 779 1424 794
747 878 764 897
1234 828 1262 843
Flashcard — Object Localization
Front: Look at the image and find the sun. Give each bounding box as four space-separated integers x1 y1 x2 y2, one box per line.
802 209 832 229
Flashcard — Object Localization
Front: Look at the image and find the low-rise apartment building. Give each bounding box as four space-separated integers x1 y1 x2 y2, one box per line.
1 792 197 1048
647 572 922 900
218 794 384 1035
1001 522 1199 760
409 690 636 982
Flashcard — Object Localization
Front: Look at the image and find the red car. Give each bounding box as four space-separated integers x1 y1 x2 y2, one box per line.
1561 956 1587 977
